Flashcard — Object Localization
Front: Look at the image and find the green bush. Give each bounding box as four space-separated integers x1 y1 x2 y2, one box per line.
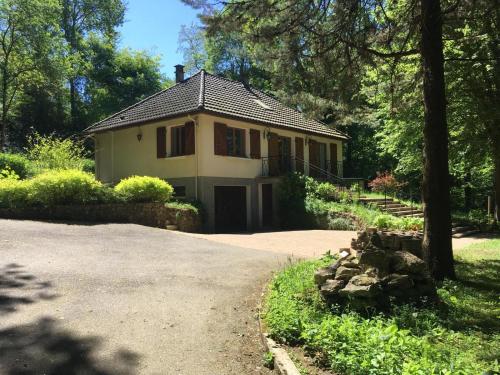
0 153 32 178
30 169 104 206
0 178 32 208
315 182 338 201
114 176 173 203
26 133 90 174
165 200 199 213
328 217 355 230
373 214 398 229
82 159 95 173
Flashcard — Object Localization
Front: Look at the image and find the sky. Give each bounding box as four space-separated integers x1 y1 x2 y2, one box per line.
118 0 200 79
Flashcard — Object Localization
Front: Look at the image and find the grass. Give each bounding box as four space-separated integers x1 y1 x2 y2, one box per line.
263 240 500 375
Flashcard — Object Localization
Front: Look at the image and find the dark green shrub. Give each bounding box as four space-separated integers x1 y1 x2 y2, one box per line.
314 182 338 201
30 169 104 206
82 159 95 173
278 173 313 228
328 217 355 230
0 153 32 178
114 176 174 203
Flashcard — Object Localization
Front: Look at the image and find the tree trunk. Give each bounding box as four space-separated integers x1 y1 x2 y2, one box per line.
69 78 78 127
420 0 455 280
493 127 500 221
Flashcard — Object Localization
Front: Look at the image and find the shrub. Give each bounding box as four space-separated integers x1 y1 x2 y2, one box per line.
30 169 104 206
0 153 32 178
372 214 398 229
26 133 89 174
114 176 173 203
82 159 95 173
328 217 355 230
278 173 311 228
315 182 338 201
0 178 32 208
397 217 424 231
369 171 405 195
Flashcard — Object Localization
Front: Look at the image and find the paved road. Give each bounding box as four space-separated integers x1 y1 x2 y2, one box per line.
0 220 286 375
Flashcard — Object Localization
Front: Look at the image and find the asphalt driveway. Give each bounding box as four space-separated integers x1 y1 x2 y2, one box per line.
0 219 286 375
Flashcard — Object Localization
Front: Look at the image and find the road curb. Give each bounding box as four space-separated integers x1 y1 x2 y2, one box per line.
257 285 301 375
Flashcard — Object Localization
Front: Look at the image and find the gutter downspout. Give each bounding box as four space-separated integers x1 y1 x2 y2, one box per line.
188 114 199 200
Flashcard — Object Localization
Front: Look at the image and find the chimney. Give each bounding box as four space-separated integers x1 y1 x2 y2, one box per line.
175 64 185 83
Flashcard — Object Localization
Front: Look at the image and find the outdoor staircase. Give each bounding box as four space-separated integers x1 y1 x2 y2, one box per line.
358 197 424 218
359 197 481 237
165 220 178 231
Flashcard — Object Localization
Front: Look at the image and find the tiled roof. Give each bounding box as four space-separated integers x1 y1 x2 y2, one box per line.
85 70 348 139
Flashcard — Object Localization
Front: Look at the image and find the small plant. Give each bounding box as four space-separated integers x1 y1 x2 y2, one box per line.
0 166 20 180
114 176 174 203
262 351 275 369
372 214 397 229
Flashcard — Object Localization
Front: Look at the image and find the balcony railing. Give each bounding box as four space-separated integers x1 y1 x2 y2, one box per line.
262 157 343 178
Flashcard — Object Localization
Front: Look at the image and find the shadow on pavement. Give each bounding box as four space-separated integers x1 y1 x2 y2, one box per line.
0 263 58 315
0 317 140 374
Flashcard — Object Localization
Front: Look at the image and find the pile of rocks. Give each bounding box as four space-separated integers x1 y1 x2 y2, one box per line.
314 229 436 309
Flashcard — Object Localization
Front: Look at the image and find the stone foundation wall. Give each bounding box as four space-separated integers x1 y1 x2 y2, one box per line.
0 203 201 232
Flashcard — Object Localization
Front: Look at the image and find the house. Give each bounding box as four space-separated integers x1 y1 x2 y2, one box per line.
85 65 349 232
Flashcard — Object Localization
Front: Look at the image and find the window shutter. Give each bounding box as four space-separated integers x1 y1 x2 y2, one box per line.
250 129 261 159
214 122 227 155
156 126 166 158
185 121 195 155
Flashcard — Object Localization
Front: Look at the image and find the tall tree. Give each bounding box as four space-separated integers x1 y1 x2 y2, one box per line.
0 0 61 150
60 0 125 128
187 0 457 279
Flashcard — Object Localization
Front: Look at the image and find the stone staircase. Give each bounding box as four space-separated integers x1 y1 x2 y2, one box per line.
359 197 423 218
359 197 481 238
165 219 178 231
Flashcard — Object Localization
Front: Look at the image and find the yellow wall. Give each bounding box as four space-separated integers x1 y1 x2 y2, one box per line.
94 116 197 183
93 113 344 183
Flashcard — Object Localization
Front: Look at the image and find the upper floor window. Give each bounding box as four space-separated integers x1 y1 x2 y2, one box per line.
226 127 245 157
171 126 186 156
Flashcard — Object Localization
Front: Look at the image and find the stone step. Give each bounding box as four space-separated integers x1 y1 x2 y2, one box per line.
452 229 480 238
376 203 406 209
395 212 424 218
166 224 178 231
359 198 394 203
384 206 414 212
451 226 474 234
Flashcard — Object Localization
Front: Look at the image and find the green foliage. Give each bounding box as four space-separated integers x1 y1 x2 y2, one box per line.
26 133 90 174
114 176 174 203
165 200 199 214
0 153 32 178
262 351 275 369
264 241 500 374
0 178 32 208
277 173 312 228
29 169 104 206
314 182 338 202
328 217 355 231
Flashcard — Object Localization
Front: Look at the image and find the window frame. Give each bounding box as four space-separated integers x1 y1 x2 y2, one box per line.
171 125 186 157
226 126 246 158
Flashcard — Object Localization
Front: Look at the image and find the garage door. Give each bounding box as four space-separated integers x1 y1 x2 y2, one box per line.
214 186 247 233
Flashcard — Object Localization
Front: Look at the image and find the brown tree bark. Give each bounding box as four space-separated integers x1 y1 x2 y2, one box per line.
420 0 455 280
493 125 500 221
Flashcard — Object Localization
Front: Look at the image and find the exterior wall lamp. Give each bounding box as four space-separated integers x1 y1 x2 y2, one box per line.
263 127 271 140
305 135 310 145
137 128 143 142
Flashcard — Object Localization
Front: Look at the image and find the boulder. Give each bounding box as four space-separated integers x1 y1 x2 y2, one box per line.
359 248 389 275
369 232 383 248
339 275 381 298
384 273 414 290
314 266 337 286
320 279 345 297
335 266 361 280
390 251 426 274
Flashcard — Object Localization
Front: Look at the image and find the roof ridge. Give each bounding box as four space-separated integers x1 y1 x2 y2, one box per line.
84 70 203 132
198 69 205 108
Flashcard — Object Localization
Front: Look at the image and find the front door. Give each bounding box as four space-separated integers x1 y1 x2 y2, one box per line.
214 186 247 232
278 136 291 173
295 137 304 173
319 143 327 178
268 133 279 176
309 140 320 177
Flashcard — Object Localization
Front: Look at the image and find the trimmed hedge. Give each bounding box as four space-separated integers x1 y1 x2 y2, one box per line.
115 176 174 203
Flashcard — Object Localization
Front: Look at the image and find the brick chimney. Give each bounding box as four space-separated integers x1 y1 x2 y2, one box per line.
175 64 185 83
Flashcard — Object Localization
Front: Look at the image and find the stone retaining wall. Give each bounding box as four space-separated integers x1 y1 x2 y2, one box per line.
0 202 201 232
